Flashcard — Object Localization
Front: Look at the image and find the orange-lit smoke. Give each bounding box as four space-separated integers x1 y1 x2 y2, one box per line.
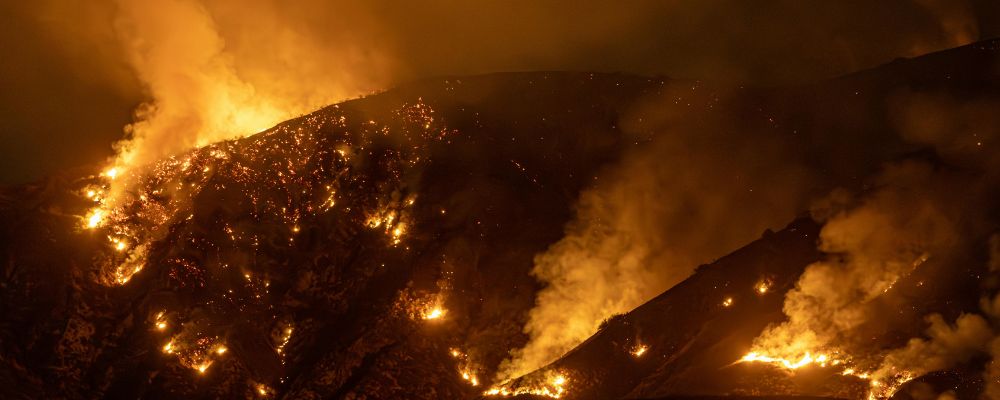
497 86 814 381
104 0 391 203
748 89 1000 397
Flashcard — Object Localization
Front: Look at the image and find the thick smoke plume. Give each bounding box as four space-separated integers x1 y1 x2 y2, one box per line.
107 0 389 194
871 313 993 383
3 0 991 182
498 86 815 380
750 88 1000 394
750 161 962 360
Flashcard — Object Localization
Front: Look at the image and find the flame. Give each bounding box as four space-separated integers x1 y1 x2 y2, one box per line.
85 209 104 229
462 369 480 386
154 311 168 331
275 324 294 360
738 350 911 399
196 361 212 374
73 100 447 385
755 279 771 294
423 306 446 320
722 297 734 307
631 344 649 358
485 371 569 398
103 168 119 179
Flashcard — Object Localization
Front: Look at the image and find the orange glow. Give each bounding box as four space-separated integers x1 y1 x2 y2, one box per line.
631 344 649 358
423 306 446 320
485 371 569 398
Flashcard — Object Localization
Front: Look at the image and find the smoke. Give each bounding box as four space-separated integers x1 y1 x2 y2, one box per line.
750 161 963 360
497 85 815 380
107 0 390 191
745 86 1000 395
106 0 993 182
871 313 993 383
3 0 993 183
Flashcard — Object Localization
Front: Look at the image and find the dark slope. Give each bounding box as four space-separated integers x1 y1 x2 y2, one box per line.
0 38 998 400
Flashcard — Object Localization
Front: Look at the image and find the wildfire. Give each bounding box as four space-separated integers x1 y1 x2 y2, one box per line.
103 167 119 179
423 306 446 320
740 351 840 369
485 371 569 398
196 361 213 374
738 350 912 399
73 100 449 391
755 279 772 294
461 369 480 386
722 297 734 307
161 334 228 374
154 311 168 331
631 344 649 358
85 209 104 229
275 324 294 359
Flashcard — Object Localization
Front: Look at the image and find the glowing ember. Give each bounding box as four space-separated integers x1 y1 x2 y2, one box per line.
196 361 212 373
631 344 649 358
738 351 911 399
275 324 294 358
755 279 771 294
85 210 104 229
72 99 450 391
423 306 446 320
154 311 168 331
462 369 480 386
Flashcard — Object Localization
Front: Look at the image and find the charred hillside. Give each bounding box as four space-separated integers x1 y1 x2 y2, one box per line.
2 39 1000 400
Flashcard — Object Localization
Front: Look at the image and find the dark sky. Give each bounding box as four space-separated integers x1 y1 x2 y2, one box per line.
2 0 999 184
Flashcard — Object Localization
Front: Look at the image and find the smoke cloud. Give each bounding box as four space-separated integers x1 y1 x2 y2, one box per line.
871 313 993 383
107 0 391 188
497 85 816 380
750 161 963 360
748 86 1000 393
3 0 997 182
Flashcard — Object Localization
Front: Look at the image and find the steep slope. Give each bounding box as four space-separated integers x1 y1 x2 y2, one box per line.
501 39 1000 400
0 72 665 399
1 38 998 400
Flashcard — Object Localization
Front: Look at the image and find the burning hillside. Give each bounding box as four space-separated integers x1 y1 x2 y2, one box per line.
2 38 1000 400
